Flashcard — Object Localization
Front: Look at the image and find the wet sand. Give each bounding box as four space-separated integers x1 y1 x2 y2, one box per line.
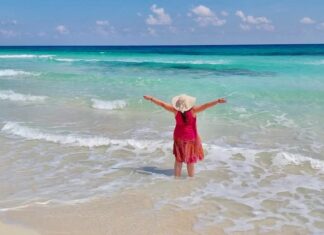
1 187 309 235
1 190 203 235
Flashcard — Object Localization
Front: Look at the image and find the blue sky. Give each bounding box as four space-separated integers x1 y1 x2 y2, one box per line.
0 0 324 45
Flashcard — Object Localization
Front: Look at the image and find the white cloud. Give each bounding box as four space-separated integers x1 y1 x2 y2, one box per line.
189 27 195 32
146 4 172 25
239 24 250 31
37 32 47 37
122 28 131 33
168 26 177 33
221 11 228 17
0 29 16 37
191 5 226 27
300 17 316 24
298 16 324 31
147 27 157 36
236 10 270 24
55 25 69 34
0 20 18 26
235 10 274 31
95 20 115 35
96 20 109 26
256 24 274 31
298 17 324 30
316 22 324 30
192 5 213 17
0 19 18 37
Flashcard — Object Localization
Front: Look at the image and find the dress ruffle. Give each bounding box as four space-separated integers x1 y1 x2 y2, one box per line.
173 136 204 164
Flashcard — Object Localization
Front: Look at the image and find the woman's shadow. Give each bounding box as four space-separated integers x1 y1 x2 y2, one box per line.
135 166 174 176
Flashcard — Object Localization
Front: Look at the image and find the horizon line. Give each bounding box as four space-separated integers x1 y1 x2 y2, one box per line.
0 42 324 47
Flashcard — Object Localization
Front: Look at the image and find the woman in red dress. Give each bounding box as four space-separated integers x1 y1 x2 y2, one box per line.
143 94 226 177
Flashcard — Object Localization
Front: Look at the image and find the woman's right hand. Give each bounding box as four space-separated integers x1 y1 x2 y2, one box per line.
143 95 153 101
217 98 226 103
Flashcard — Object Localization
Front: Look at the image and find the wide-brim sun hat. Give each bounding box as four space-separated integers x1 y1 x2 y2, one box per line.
172 94 196 113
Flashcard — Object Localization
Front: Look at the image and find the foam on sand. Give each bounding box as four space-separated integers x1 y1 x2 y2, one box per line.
91 98 127 110
0 90 47 102
273 151 324 170
155 144 324 234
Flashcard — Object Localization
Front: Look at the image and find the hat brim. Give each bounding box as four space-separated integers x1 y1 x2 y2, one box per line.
171 94 196 112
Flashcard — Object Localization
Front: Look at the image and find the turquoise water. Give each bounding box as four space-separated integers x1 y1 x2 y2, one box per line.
1 46 323 152
0 45 324 233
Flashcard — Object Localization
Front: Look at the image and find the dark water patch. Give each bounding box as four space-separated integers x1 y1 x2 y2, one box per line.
90 60 276 77
1 44 324 56
212 68 275 77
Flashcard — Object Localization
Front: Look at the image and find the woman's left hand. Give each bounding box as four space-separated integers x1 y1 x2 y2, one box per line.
143 95 153 101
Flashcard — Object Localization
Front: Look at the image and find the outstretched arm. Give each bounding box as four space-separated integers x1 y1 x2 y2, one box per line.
193 98 226 113
143 95 177 113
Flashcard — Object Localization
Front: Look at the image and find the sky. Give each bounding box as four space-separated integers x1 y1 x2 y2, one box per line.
0 0 324 45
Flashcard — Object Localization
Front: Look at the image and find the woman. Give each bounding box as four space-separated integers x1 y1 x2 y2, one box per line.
143 94 226 177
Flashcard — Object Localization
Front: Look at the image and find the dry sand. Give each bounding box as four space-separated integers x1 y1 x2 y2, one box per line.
1 189 225 235
0 220 40 235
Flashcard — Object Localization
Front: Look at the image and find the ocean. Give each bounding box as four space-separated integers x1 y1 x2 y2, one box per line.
0 45 323 234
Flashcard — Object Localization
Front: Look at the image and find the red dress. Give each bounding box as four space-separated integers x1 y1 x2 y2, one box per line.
173 110 204 164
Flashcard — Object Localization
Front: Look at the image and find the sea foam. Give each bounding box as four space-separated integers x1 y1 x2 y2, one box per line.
305 60 324 65
273 151 324 170
53 57 229 65
2 121 324 173
1 122 163 148
91 98 127 110
55 58 76 62
0 69 39 77
109 59 229 65
0 54 54 59
53 58 99 63
54 58 99 62
0 90 47 102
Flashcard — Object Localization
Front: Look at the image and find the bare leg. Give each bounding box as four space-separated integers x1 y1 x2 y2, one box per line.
187 163 195 177
174 160 183 177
